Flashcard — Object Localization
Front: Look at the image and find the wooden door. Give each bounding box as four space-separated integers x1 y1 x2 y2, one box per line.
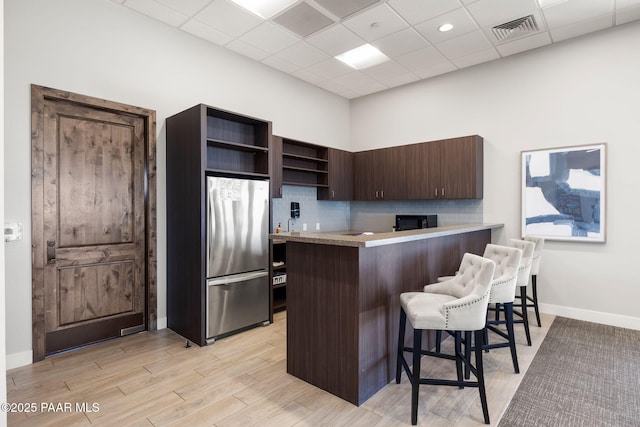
32 85 157 360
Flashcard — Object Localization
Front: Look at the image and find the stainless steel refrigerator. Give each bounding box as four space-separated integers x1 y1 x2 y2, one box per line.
206 176 270 342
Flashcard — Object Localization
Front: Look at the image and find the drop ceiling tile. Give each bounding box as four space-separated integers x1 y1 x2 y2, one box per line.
450 47 499 68
342 3 409 42
124 0 188 26
275 41 330 68
382 71 420 88
291 68 327 84
395 46 448 70
466 0 539 28
617 0 640 8
304 57 353 79
352 81 389 96
372 28 430 58
549 15 612 42
542 0 613 29
315 79 349 93
313 0 381 19
495 31 551 56
181 19 235 45
273 2 335 37
193 0 263 37
111 0 126 4
415 7 479 44
332 71 378 89
435 30 493 59
338 89 363 99
225 39 270 60
262 55 302 73
413 61 458 79
306 24 365 55
460 0 480 4
387 0 462 26
153 0 212 16
360 60 410 80
239 22 301 54
616 4 640 25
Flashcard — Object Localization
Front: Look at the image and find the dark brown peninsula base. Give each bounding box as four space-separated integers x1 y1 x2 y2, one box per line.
286 229 491 406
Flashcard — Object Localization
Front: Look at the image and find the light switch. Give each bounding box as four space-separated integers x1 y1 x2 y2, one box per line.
5 222 23 242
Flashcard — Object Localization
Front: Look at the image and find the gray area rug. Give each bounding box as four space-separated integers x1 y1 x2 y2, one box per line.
499 317 640 427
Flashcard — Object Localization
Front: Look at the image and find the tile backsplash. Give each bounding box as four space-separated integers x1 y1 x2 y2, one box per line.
272 186 350 232
272 185 483 233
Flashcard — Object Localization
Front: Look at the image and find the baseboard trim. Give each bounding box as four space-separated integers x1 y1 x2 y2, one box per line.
540 303 640 331
6 350 33 370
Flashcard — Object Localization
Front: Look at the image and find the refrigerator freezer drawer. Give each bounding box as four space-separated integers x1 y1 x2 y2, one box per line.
206 271 269 339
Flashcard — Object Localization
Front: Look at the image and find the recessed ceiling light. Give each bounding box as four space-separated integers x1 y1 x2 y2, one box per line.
229 0 298 19
438 23 454 32
335 44 390 70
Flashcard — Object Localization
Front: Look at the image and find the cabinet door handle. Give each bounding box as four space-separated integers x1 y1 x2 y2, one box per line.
331 190 335 198
381 190 384 198
279 186 282 197
434 188 438 197
442 188 445 197
375 190 379 198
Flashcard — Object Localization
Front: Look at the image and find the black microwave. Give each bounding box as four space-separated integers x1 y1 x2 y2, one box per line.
395 215 438 231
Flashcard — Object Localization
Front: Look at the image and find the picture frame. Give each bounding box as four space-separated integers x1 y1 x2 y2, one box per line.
521 143 606 243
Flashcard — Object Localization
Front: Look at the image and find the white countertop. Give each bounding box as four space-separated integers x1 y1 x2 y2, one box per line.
270 223 503 248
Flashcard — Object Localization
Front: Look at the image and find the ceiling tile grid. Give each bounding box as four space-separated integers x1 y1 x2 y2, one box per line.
115 0 640 99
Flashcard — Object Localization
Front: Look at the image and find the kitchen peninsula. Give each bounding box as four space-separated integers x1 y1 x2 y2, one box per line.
272 224 502 406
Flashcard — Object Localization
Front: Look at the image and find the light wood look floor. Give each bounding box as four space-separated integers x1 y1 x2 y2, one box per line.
6 311 553 426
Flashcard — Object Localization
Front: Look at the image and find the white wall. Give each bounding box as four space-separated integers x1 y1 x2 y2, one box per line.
1 0 8 422
351 21 640 328
4 0 349 367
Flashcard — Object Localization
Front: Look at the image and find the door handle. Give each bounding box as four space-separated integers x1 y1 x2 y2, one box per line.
47 240 56 264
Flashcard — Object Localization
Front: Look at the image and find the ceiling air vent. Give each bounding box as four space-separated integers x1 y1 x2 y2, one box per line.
491 14 539 42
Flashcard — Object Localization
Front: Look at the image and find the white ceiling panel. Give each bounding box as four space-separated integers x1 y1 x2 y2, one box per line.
124 0 188 26
225 39 270 60
466 0 539 27
495 31 551 56
342 3 409 41
274 41 329 68
450 47 500 68
395 46 448 71
372 28 430 57
542 0 613 29
181 18 235 45
436 30 493 59
261 55 301 73
239 22 300 54
305 57 354 79
152 0 213 16
415 7 479 44
114 0 640 99
193 0 262 37
306 24 366 55
387 0 463 26
413 61 458 79
549 15 612 42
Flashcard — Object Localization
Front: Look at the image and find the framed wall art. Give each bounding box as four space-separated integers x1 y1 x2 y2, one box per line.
521 143 606 243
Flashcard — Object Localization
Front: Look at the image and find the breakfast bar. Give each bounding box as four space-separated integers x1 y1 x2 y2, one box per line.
272 224 503 406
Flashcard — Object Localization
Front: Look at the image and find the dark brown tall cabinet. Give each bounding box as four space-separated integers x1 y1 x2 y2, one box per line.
166 104 271 346
319 148 353 201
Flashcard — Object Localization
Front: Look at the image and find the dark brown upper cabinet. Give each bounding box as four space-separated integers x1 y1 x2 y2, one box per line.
354 135 483 201
319 148 353 201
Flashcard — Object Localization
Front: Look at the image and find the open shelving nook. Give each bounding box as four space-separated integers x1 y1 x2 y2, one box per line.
282 138 328 188
270 239 287 314
206 110 270 177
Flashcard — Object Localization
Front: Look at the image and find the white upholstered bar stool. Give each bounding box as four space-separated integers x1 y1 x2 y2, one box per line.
396 253 496 425
508 239 535 346
521 236 545 327
434 245 523 374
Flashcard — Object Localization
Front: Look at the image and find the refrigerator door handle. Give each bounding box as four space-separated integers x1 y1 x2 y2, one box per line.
207 270 268 286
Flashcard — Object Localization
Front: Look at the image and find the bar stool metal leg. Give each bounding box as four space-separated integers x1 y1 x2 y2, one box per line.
531 274 541 327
